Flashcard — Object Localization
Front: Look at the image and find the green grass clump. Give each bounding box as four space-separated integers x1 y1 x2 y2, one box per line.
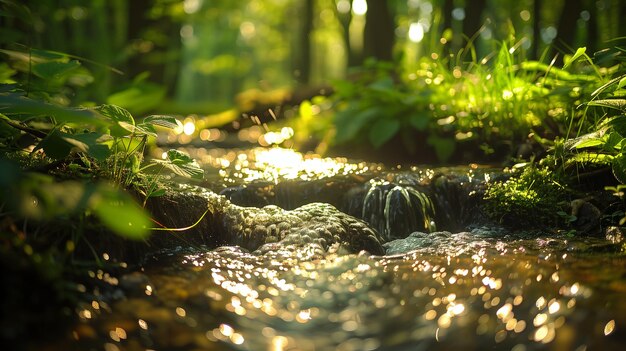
483 165 567 227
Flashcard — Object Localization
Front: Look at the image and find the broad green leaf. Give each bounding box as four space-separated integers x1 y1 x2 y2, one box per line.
603 132 624 151
0 94 107 126
427 136 456 162
35 130 113 160
34 129 72 160
63 132 113 161
369 118 400 148
29 48 67 60
166 149 194 164
563 47 586 69
409 112 429 131
0 64 16 83
142 115 180 130
572 138 604 149
95 104 138 137
613 153 626 184
151 149 204 179
28 179 93 219
334 106 380 143
32 60 80 80
368 77 394 92
95 104 135 124
106 82 166 115
117 121 157 137
90 183 151 240
0 161 150 239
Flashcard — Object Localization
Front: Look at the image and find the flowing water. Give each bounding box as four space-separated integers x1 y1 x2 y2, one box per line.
62 147 626 351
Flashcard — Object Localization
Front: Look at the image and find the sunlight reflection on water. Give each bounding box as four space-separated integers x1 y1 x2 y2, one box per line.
69 146 626 351
69 234 626 351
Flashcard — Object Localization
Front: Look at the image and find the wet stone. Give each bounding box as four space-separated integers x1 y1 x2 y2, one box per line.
220 202 385 256
119 272 152 297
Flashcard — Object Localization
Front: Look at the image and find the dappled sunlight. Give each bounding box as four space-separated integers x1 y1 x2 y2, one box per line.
219 147 372 183
3 1 626 351
70 234 626 350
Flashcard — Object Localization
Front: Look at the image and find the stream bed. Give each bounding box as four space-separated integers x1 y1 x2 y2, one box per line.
63 148 626 351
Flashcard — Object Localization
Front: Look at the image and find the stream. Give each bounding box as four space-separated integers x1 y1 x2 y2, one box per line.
61 147 626 351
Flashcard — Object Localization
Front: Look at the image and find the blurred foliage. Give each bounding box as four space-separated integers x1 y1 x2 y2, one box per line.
0 42 203 243
3 0 623 110
292 38 621 163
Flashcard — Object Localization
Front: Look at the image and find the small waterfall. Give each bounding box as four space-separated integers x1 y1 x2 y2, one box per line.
361 178 436 241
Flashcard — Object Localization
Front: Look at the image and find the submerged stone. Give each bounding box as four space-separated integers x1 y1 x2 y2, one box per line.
383 231 451 255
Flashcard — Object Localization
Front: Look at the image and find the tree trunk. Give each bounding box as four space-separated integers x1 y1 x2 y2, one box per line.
531 0 541 60
440 0 454 54
294 0 313 85
462 0 487 43
335 4 357 67
363 0 395 61
555 0 583 51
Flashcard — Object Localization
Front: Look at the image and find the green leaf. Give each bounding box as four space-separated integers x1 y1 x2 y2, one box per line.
151 149 204 179
369 119 400 148
409 111 429 131
32 60 80 80
34 129 72 160
63 132 113 160
563 47 586 69
166 149 194 164
142 115 180 130
603 132 625 151
33 129 112 160
90 183 151 240
106 81 166 115
334 106 380 143
127 154 140 175
607 116 626 137
118 121 157 137
0 94 107 126
613 153 626 184
588 99 626 112
427 136 456 162
95 104 137 137
571 138 604 149
95 104 135 124
618 76 626 90
368 77 394 92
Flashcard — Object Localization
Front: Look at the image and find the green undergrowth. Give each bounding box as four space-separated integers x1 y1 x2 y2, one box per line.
0 40 209 345
290 38 625 164
483 165 569 228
